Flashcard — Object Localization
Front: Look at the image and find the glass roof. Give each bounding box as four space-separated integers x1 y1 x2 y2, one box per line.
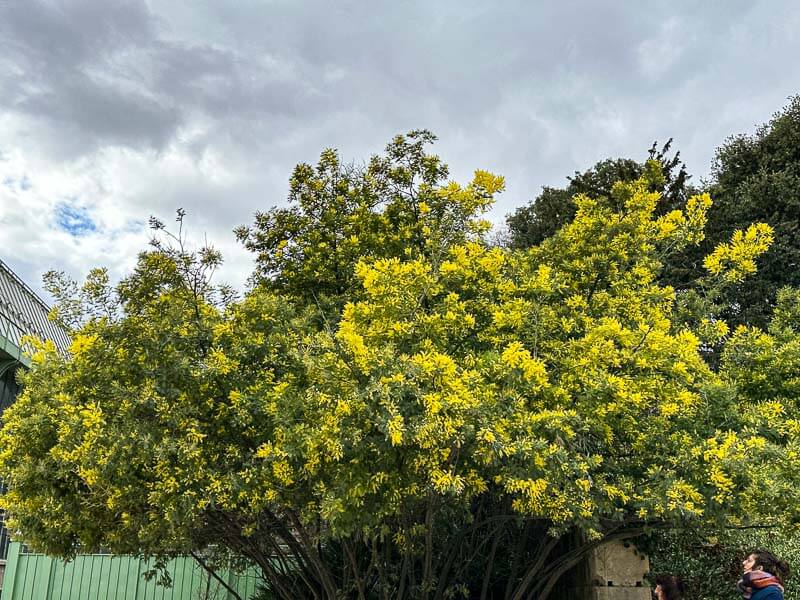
0 258 71 363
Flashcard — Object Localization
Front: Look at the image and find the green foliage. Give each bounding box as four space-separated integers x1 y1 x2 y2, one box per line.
722 287 800 405
0 133 796 599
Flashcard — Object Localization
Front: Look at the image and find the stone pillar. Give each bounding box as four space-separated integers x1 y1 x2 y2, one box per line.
584 540 651 600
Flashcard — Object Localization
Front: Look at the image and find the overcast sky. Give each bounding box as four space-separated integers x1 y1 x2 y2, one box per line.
1 0 799 301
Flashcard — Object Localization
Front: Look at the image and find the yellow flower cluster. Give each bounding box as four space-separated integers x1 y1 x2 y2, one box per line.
704 223 774 282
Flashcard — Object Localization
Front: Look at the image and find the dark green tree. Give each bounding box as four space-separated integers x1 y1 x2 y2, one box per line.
698 95 800 328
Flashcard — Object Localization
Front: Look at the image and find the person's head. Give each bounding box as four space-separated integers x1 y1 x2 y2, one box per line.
743 549 790 584
654 574 685 600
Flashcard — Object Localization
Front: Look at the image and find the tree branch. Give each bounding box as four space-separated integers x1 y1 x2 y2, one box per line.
189 551 245 600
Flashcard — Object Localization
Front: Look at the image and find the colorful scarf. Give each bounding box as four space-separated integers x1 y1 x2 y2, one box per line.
737 571 784 598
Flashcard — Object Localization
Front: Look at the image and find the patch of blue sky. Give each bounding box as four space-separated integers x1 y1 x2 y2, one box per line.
3 175 32 190
54 201 97 236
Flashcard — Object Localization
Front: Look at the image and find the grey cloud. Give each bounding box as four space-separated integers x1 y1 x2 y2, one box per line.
3 0 797 164
1 0 780 168
151 42 322 130
0 0 323 157
16 74 182 151
1 0 153 70
1 0 173 153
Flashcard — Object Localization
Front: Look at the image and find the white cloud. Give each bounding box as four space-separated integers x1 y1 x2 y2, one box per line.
637 17 685 81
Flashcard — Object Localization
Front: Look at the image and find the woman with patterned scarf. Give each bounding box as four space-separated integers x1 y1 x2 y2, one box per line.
737 550 790 600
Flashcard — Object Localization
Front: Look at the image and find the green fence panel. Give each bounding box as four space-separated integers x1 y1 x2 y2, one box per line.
1 543 263 600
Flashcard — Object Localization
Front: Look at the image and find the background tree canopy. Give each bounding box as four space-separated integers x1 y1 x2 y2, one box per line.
1 103 800 600
702 96 800 328
505 140 691 250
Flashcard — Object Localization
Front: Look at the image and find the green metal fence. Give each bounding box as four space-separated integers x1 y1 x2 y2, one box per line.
1 543 262 600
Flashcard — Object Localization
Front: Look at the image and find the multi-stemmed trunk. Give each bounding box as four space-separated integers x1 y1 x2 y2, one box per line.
201 503 644 600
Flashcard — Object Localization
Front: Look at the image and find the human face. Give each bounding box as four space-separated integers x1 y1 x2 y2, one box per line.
654 583 664 600
743 554 761 574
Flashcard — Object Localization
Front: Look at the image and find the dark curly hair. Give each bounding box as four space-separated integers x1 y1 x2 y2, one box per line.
655 574 686 600
749 549 791 585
